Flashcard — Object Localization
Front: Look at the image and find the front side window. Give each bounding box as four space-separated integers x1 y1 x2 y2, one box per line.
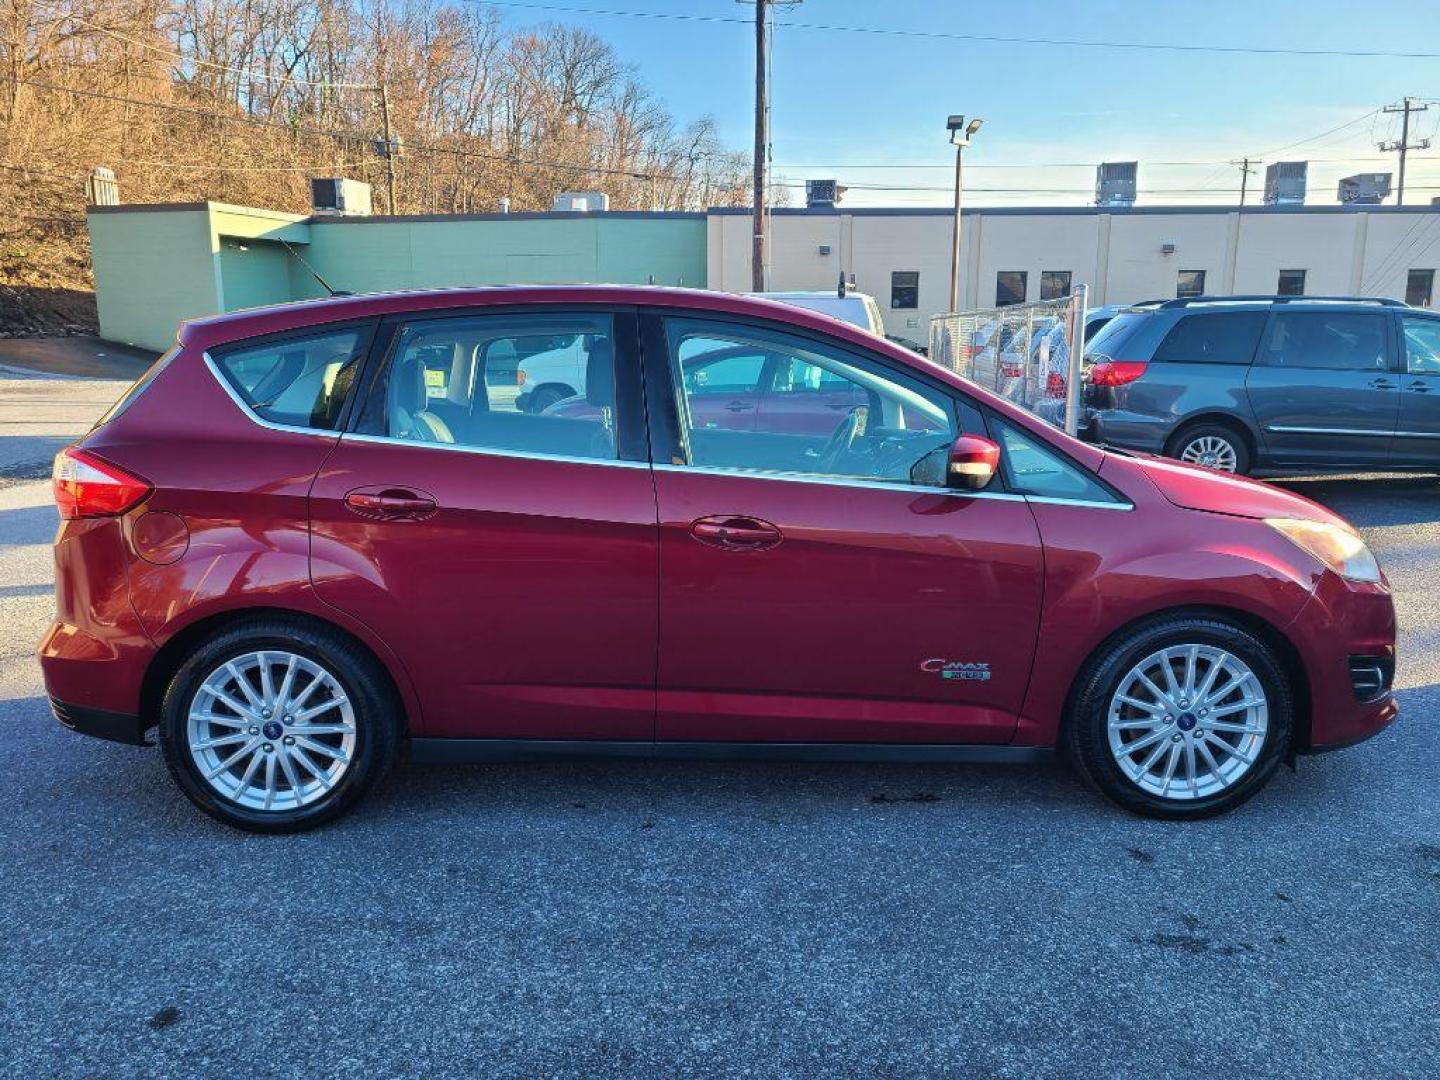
665 318 957 486
1407 268 1435 308
1256 312 1389 371
1040 270 1072 301
1402 317 1440 375
1151 312 1267 365
1277 269 1306 296
359 313 618 461
996 271 1027 307
890 271 919 310
1176 270 1206 298
994 419 1118 504
211 327 367 430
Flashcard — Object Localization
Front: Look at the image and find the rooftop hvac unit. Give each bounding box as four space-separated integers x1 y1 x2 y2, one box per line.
1263 161 1308 206
310 178 372 217
552 191 609 212
1338 173 1393 205
1096 162 1138 207
806 179 841 209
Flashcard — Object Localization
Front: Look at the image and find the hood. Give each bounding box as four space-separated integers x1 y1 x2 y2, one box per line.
1120 453 1352 529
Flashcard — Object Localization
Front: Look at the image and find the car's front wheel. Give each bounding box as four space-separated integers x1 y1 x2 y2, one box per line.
158 618 399 832
1066 615 1292 819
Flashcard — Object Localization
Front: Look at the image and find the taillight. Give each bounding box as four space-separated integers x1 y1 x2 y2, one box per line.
52 447 151 520
1045 372 1066 398
1088 359 1148 387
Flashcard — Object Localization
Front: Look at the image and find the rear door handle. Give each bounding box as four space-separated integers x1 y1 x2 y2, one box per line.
725 401 756 413
1406 381 1432 393
344 487 439 520
690 515 783 551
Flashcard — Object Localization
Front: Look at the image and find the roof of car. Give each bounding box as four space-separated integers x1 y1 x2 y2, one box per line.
179 285 878 351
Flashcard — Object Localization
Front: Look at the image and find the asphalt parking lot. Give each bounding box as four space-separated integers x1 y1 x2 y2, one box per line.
1 348 1436 1078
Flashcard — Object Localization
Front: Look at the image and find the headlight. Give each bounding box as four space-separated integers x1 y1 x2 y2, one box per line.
1265 517 1382 584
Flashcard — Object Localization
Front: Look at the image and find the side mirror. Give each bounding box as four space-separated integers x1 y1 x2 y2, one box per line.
946 434 1001 491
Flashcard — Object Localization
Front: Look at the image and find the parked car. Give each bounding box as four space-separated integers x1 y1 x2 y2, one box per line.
755 290 888 336
43 286 1396 831
1081 294 1437 475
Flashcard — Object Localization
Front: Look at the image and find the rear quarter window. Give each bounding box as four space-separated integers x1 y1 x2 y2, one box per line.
210 327 370 430
1083 311 1150 359
1151 312 1267 364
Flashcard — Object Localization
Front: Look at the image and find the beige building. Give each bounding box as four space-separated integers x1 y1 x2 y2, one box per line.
707 206 1440 338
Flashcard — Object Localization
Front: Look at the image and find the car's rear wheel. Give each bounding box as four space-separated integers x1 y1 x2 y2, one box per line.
1169 422 1250 475
1066 615 1292 819
158 618 399 832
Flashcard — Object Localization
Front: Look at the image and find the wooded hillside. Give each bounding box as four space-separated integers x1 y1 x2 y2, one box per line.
0 1 752 333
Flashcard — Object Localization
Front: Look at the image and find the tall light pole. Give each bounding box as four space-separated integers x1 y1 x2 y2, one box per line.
947 115 982 313
751 0 770 291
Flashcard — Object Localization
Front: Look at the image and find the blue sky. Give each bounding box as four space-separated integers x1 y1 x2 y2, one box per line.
492 0 1440 207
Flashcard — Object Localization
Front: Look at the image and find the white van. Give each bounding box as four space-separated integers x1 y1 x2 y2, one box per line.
755 291 887 337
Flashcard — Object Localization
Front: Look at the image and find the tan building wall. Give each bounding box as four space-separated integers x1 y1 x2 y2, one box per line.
707 207 1440 338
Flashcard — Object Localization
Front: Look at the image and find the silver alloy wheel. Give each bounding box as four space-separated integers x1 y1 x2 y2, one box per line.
186 650 356 812
1178 434 1239 473
1106 644 1269 801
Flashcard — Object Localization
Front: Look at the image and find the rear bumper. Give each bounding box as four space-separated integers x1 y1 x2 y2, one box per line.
1288 573 1399 752
1079 408 1170 454
49 697 150 746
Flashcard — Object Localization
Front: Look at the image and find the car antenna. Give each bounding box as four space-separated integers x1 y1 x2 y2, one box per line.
279 239 352 298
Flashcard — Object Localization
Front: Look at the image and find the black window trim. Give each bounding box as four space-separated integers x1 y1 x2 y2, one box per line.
350 303 650 464
205 317 381 436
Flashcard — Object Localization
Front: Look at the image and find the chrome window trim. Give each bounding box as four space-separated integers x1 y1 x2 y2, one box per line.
338 430 648 469
202 349 346 441
651 462 1133 509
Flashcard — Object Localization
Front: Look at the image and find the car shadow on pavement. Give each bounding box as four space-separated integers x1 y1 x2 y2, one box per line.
0 502 59 547
1272 474 1440 527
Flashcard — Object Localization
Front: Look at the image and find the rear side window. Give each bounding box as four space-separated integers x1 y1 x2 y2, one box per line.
1151 312 1266 365
211 328 367 430
1256 312 1389 371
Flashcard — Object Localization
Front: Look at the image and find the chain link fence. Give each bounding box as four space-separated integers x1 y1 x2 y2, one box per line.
928 286 1088 433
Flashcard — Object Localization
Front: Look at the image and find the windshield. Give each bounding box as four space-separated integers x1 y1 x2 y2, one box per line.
1084 311 1152 359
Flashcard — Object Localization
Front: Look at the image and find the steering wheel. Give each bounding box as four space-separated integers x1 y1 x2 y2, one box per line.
815 406 867 473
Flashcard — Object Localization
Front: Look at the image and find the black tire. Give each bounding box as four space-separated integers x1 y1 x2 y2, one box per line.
158 617 400 833
1167 421 1252 476
1065 615 1293 820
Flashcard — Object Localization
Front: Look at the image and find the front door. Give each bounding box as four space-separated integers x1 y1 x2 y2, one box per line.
310 307 658 739
644 313 1045 745
1246 309 1399 467
1393 314 1440 466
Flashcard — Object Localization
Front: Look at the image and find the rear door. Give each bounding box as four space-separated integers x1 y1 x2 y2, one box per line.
1393 313 1440 465
1245 309 1399 467
309 306 658 740
643 311 1045 745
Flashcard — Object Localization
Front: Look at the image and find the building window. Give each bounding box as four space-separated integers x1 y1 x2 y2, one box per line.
996 271 1027 307
1040 270 1072 301
890 270 920 309
1176 270 1206 299
1407 269 1435 308
1277 269 1306 296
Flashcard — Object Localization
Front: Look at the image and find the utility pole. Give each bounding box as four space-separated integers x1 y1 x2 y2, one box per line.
1234 157 1256 207
379 83 398 215
946 114 982 313
1380 96 1431 205
751 0 768 291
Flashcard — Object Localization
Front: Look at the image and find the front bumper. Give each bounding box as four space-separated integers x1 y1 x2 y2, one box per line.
50 697 150 746
1288 572 1399 753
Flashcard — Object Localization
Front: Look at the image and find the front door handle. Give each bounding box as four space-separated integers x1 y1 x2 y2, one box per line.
1369 377 1398 389
344 487 439 520
690 515 783 551
725 401 756 413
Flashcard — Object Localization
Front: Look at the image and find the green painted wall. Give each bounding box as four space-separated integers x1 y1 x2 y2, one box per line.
88 205 708 351
88 207 218 352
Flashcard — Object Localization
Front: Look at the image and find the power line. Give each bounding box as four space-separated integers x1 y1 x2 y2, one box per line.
483 1 1440 58
775 156 1425 170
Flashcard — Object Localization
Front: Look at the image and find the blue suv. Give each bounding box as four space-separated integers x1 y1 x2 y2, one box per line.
1081 295 1440 475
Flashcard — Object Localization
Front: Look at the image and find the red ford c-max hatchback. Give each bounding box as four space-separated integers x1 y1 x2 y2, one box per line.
40 287 1397 831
